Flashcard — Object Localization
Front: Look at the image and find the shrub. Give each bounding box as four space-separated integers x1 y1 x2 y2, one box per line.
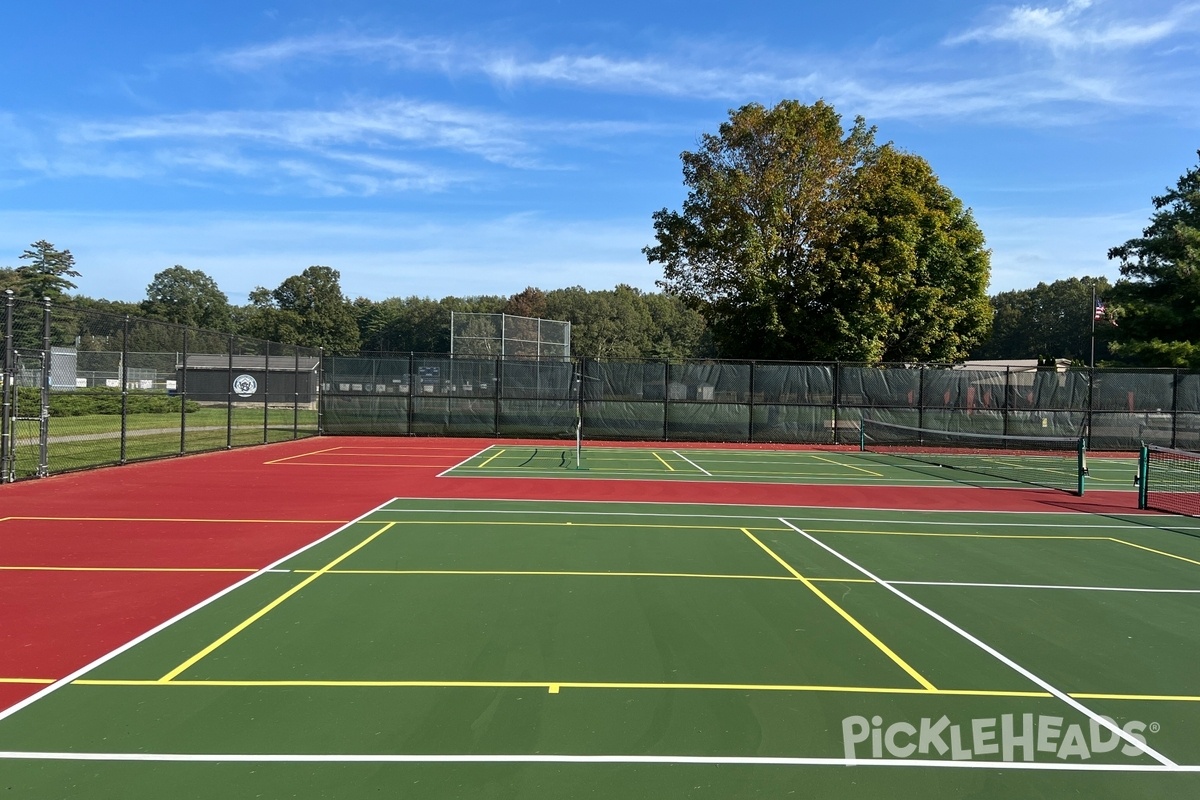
14 387 199 417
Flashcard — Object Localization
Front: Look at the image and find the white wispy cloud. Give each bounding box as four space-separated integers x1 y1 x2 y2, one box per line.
208 33 458 73
198 7 1200 125
66 100 535 167
948 0 1199 51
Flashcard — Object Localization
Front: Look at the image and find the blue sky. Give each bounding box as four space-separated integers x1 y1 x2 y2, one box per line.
2 0 1197 305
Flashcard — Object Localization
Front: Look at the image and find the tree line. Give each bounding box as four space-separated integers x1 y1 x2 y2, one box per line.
0 247 711 360
3 100 1196 368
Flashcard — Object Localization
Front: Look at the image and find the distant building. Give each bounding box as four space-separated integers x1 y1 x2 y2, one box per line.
176 355 320 404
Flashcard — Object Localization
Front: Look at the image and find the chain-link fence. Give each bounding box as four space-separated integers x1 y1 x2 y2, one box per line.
450 311 570 359
1 294 322 482
12 297 1184 479
323 353 1198 451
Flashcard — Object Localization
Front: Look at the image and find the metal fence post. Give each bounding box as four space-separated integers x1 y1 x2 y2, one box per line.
832 361 841 443
39 298 51 477
662 360 670 441
317 347 325 436
120 315 130 464
293 348 300 440
263 341 270 444
1086 365 1095 444
747 361 756 443
1003 366 1011 437
918 365 926 432
578 358 587 438
1171 369 1180 449
180 327 188 454
227 334 234 449
0 291 13 482
493 356 501 436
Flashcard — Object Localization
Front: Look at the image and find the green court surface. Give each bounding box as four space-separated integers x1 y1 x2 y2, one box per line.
445 444 1138 492
2 498 1199 798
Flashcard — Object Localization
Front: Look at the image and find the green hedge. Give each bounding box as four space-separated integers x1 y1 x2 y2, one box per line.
15 387 200 417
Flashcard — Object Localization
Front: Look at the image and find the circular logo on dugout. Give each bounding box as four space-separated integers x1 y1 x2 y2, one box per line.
233 374 258 398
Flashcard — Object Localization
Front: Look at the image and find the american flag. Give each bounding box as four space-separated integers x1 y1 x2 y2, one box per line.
1094 299 1116 325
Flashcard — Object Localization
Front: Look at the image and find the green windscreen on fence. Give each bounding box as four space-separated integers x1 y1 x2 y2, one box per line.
316 356 1200 451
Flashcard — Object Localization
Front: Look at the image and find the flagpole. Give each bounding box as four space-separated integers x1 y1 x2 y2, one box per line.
1090 285 1097 371
1088 284 1097 447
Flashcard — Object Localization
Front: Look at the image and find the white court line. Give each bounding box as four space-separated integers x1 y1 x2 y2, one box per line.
372 503 1171 531
777 518 1179 768
435 446 496 478
0 499 401 727
672 451 712 476
0 751 1196 771
380 495 1183 522
892 580 1200 594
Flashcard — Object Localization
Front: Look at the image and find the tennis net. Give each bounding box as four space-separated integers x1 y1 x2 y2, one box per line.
1138 445 1200 517
860 418 1087 495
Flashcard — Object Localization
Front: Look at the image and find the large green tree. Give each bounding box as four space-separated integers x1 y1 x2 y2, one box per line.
14 240 80 299
645 100 991 362
972 277 1112 363
1107 151 1200 368
142 266 233 331
243 266 361 352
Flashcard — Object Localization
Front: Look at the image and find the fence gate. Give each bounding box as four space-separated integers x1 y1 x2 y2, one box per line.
3 350 49 480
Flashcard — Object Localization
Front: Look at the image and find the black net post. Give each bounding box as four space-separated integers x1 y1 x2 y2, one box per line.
1138 444 1149 509
1076 437 1086 496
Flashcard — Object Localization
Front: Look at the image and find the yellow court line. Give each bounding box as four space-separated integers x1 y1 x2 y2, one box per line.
300 567 875 583
0 565 259 573
72 678 1200 703
329 453 469 459
1072 691 1200 703
477 449 506 468
650 452 675 471
69 678 977 696
0 677 56 685
371 519 790 532
263 446 345 465
270 462 464 469
811 454 883 477
1107 538 1200 568
739 528 937 692
158 521 398 683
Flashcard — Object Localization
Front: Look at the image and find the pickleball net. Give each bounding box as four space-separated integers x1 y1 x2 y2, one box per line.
860 417 1087 495
1138 444 1200 517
